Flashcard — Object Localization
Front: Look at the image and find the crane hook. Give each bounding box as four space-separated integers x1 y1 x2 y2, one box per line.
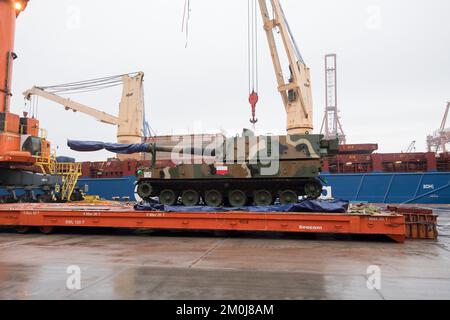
249 91 259 125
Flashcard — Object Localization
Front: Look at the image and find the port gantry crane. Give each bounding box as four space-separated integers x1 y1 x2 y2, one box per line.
427 102 450 153
320 54 346 144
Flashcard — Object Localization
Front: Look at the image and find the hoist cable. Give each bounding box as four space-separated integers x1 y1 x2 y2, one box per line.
254 0 259 92
38 72 141 94
247 0 252 93
44 81 124 95
182 0 191 48
248 0 259 125
41 73 130 89
279 2 305 64
248 0 259 93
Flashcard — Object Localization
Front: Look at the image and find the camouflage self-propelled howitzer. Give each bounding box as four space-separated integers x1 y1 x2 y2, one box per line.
135 130 338 207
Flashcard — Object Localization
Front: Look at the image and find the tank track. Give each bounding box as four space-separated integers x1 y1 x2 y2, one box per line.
137 178 323 207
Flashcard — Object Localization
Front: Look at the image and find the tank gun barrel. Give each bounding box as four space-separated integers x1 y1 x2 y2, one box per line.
67 140 216 157
149 144 216 157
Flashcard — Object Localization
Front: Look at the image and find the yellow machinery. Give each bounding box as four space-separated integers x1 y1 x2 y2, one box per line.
35 130 82 201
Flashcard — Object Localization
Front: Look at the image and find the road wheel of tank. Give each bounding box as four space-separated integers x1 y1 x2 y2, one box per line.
228 190 247 208
204 190 223 207
16 226 31 234
39 226 55 235
137 181 153 200
279 190 298 205
254 190 273 206
159 189 177 206
304 181 322 199
181 190 200 206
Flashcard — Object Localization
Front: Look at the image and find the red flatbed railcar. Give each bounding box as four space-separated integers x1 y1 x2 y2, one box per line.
0 203 407 243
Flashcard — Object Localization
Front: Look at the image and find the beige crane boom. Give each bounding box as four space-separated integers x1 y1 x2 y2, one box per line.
258 0 313 135
23 72 145 160
23 87 120 125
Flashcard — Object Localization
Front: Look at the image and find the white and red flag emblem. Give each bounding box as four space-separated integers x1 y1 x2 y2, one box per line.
216 166 229 175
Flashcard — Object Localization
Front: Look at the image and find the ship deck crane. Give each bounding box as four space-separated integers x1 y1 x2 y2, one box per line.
23 72 146 160
427 102 450 153
249 0 313 135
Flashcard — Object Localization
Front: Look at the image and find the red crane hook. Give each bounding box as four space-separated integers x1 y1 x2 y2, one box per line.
249 91 259 125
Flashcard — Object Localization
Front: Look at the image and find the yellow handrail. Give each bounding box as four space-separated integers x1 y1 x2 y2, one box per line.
36 148 82 201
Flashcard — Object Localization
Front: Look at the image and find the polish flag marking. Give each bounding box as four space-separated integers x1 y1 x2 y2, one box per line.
216 166 229 175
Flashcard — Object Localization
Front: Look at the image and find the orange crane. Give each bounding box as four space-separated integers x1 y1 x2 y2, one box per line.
0 0 81 203
0 0 39 166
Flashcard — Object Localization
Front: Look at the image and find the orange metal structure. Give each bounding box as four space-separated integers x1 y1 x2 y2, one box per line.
387 206 439 240
0 0 28 113
0 203 407 242
0 0 45 167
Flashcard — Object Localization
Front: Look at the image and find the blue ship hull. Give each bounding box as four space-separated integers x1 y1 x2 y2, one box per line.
78 172 450 204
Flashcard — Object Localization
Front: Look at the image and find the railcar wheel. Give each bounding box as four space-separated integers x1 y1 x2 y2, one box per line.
159 189 177 206
39 226 55 235
137 181 153 200
228 190 247 208
181 190 200 206
16 226 31 234
254 190 273 206
304 181 322 199
204 190 223 207
279 190 298 205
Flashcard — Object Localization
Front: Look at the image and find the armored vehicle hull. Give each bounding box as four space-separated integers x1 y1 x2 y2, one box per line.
136 132 338 206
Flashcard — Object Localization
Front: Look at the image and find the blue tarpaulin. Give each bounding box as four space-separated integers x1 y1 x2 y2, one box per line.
68 140 150 154
134 199 349 213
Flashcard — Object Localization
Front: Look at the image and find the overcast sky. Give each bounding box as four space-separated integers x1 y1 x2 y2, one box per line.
10 0 450 161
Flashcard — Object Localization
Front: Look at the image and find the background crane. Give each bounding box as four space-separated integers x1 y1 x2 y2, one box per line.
427 102 450 153
320 54 346 144
403 140 416 153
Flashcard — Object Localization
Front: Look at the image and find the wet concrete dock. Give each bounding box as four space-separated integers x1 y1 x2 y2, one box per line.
0 206 449 300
